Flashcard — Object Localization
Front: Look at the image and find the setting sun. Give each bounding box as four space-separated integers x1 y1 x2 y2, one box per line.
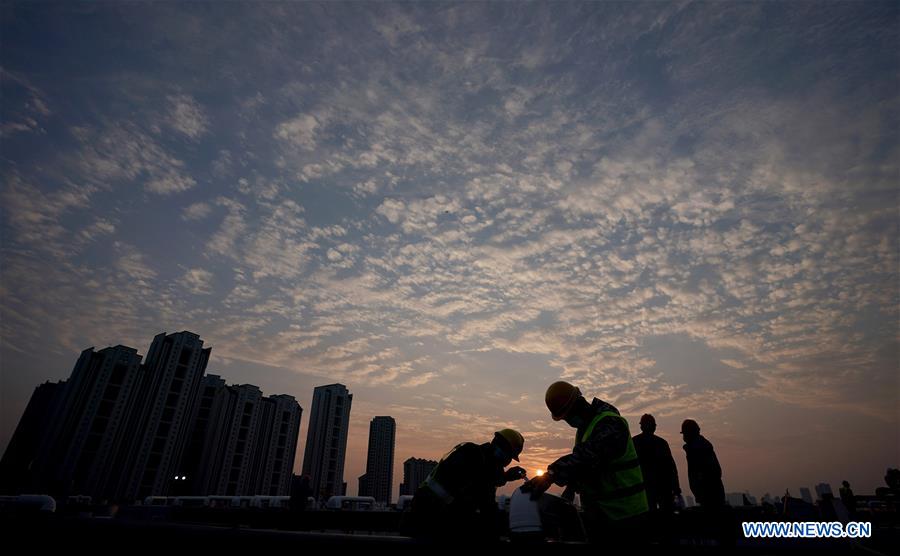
535 469 545 477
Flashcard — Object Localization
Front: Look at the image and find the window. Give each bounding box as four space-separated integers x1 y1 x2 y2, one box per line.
102 383 120 401
110 364 127 385
178 349 192 366
97 400 114 418
84 433 101 452
147 453 161 468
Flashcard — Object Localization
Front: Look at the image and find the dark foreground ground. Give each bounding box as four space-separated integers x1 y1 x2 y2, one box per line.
2 510 897 555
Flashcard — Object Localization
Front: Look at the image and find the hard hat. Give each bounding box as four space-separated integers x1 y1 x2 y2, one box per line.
545 381 582 421
640 414 656 426
680 419 700 434
494 428 524 461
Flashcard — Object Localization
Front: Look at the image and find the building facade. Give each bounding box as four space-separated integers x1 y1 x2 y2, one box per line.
358 416 395 505
301 384 352 501
1 331 305 502
399 457 437 496
115 331 210 501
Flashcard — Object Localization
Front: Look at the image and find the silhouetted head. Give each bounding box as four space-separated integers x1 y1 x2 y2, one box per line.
492 428 524 464
680 419 700 440
842 480 850 488
640 413 656 434
545 381 581 420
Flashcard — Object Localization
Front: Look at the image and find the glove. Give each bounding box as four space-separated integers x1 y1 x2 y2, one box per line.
504 466 527 481
521 473 554 500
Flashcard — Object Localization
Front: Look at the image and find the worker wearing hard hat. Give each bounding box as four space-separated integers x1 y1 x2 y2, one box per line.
408 428 527 542
524 381 648 545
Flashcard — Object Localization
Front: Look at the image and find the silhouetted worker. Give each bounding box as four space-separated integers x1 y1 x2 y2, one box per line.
632 413 682 513
681 419 725 507
409 429 526 542
523 382 648 545
839 480 855 513
289 474 312 513
885 468 900 494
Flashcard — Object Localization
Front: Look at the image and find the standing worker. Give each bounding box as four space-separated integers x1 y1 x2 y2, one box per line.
409 429 527 542
633 413 682 513
681 419 725 507
524 381 648 545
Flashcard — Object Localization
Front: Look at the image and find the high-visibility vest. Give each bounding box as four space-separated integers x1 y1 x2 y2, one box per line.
422 443 472 505
576 411 649 520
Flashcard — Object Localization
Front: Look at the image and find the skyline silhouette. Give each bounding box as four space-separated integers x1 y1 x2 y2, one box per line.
0 329 893 503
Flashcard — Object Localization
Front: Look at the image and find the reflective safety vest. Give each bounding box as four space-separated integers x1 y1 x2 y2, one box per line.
422 443 470 505
577 411 649 520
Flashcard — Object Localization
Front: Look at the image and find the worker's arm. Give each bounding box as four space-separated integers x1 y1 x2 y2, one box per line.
546 416 629 486
663 441 681 495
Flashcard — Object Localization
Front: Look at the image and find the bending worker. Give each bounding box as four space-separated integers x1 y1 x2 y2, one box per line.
409 428 527 541
524 381 648 544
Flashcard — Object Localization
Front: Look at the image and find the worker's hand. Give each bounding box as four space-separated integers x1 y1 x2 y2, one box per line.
521 473 554 500
504 466 527 482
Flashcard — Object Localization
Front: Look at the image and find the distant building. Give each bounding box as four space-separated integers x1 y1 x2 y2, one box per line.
726 492 757 506
301 384 352 501
215 384 265 495
251 394 302 496
815 483 834 501
114 331 210 501
1 331 304 502
0 380 67 494
358 416 395 505
400 457 437 496
180 377 302 496
180 374 232 496
799 487 814 504
52 345 145 501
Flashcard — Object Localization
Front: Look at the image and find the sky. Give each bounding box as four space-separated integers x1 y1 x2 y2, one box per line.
1 1 897 502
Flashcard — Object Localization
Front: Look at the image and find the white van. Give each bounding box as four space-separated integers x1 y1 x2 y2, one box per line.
325 496 376 511
250 495 290 509
0 494 57 513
